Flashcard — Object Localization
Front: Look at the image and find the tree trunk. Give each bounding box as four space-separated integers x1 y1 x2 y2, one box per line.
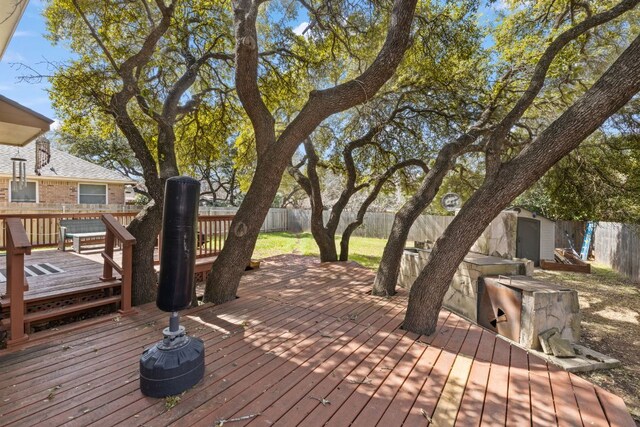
373 141 465 296
339 222 360 262
126 201 163 305
313 223 338 262
204 154 287 303
404 185 504 334
372 210 414 296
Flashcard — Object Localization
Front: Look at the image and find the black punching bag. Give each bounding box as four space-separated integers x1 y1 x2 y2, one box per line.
139 176 205 398
157 176 200 312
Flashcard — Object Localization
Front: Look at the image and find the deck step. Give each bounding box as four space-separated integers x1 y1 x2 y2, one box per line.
1 279 122 309
1 295 122 327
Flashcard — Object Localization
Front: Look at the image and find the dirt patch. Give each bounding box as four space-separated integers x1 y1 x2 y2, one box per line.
535 264 640 423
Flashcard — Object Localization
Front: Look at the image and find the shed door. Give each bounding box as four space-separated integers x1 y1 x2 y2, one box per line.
516 218 541 266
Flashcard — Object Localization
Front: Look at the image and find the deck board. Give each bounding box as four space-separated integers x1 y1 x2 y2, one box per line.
0 254 634 426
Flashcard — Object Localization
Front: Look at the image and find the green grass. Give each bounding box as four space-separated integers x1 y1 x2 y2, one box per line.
252 232 387 270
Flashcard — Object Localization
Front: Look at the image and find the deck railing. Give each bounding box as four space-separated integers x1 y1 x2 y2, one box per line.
195 215 235 259
5 218 32 347
100 214 136 314
0 212 137 250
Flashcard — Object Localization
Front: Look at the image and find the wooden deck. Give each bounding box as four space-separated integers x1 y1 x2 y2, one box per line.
0 248 107 299
0 255 634 426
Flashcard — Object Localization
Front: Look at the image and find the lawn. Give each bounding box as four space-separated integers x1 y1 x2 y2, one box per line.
252 232 387 270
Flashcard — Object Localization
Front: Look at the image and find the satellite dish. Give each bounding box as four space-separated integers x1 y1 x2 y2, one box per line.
441 192 462 212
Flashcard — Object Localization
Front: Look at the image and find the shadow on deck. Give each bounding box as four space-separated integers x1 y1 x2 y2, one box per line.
0 254 634 426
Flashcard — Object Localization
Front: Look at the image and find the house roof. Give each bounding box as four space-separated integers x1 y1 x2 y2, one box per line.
0 0 28 60
0 2 54 147
0 94 53 146
0 141 135 184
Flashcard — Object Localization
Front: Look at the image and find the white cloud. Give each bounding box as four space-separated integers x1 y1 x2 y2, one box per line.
292 22 309 36
491 0 510 11
13 31 35 37
51 119 61 131
1 51 26 63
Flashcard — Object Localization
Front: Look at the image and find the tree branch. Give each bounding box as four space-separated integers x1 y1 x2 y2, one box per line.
485 0 639 177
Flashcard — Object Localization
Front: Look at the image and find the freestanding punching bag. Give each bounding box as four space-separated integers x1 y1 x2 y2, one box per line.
139 176 205 398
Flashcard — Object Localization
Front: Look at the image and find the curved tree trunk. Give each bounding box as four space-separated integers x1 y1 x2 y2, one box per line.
340 159 427 264
126 201 163 305
313 222 338 262
339 222 359 261
404 186 503 333
372 141 468 296
372 210 415 296
204 155 287 304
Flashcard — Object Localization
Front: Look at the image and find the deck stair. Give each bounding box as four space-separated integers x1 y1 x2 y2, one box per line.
1 278 123 331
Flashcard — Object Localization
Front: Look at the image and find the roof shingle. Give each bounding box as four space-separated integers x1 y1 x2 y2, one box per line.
0 142 134 183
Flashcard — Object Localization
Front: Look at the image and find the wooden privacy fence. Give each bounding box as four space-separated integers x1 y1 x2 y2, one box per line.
555 220 586 249
552 220 640 282
199 207 289 233
0 212 137 250
594 222 640 282
286 209 455 241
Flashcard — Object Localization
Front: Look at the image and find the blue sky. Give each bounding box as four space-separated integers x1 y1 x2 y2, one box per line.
0 0 73 125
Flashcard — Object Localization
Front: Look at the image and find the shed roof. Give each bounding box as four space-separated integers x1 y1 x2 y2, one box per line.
0 141 135 184
508 206 555 222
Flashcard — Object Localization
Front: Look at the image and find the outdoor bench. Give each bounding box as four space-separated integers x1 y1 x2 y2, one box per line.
59 218 106 253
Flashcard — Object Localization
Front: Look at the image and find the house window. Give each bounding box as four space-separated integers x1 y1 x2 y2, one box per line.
10 181 37 203
79 184 107 204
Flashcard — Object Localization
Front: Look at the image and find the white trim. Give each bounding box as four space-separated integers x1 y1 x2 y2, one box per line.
8 180 38 203
77 182 108 204
23 266 38 276
0 173 135 185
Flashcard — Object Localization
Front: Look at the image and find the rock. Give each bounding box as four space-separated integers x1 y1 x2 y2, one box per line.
539 328 559 355
548 333 576 358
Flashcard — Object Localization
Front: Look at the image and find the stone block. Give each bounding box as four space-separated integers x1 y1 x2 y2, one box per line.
476 264 519 276
548 333 576 358
513 258 534 276
538 328 559 355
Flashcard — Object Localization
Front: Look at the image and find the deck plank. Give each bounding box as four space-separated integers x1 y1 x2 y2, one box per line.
549 364 583 427
528 355 558 427
479 336 510 426
506 345 531 426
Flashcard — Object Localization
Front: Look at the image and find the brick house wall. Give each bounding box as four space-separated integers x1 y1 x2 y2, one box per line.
108 184 125 204
0 178 126 205
0 178 7 202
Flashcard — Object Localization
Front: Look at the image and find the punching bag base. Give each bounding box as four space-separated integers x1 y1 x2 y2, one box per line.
139 336 205 398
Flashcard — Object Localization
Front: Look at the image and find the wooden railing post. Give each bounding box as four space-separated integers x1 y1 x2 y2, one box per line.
100 214 136 315
5 218 31 348
101 229 115 281
120 243 134 314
